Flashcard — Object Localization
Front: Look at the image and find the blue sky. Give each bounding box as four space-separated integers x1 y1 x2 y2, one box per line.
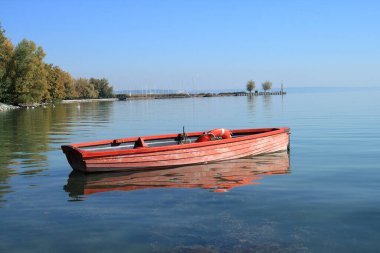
1 0 380 90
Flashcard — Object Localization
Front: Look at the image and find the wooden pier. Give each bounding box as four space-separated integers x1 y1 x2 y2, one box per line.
222 91 286 96
116 91 286 101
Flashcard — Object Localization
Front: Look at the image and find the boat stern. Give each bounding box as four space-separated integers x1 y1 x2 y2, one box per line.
61 145 87 172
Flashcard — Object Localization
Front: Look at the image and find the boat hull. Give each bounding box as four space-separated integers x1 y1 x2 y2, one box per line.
62 128 290 173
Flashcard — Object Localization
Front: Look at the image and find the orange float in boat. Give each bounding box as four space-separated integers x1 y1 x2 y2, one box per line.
196 128 232 142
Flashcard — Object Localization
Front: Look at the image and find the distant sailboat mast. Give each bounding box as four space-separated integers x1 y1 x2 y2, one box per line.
281 80 284 94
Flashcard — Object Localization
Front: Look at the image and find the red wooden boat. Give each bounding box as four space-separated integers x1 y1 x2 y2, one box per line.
64 152 290 196
61 127 290 173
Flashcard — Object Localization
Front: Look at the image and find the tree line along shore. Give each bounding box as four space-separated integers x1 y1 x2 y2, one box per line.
0 25 114 107
1 24 285 110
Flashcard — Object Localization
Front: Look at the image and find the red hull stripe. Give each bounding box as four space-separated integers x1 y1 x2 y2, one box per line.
84 135 289 171
85 133 288 165
78 128 288 158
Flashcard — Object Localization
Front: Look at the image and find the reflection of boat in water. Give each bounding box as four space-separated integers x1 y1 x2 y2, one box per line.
64 151 290 196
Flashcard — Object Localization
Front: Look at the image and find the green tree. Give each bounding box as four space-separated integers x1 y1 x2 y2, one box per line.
75 78 98 99
12 39 48 104
246 80 255 96
262 81 272 92
89 78 114 98
0 25 14 103
1 24 116 104
0 25 8 85
62 71 77 99
45 64 68 101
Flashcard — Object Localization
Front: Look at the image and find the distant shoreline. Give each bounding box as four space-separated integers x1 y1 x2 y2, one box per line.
0 103 20 111
61 98 118 103
1 91 286 111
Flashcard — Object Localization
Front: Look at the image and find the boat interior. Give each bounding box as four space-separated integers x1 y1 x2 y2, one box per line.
79 129 279 152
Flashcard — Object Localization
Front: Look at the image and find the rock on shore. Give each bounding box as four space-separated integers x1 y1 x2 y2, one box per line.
0 103 20 111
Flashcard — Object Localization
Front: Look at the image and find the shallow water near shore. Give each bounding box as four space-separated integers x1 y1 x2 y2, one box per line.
1 88 380 252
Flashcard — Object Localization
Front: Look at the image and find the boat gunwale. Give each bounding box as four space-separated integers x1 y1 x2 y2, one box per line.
62 127 289 159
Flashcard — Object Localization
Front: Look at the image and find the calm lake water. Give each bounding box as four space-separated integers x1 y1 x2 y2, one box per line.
1 88 380 252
